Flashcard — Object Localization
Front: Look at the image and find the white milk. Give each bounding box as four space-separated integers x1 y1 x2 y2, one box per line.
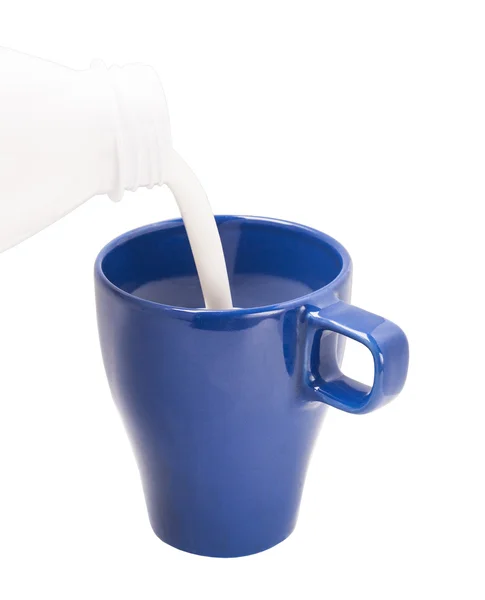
164 151 232 309
0 47 233 310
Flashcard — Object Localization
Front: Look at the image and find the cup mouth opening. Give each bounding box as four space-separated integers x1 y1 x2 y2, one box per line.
95 215 351 317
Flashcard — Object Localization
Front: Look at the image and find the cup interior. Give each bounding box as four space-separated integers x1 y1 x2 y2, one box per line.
100 216 345 309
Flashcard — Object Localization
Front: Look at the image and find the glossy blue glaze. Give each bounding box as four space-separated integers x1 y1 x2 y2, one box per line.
95 216 409 557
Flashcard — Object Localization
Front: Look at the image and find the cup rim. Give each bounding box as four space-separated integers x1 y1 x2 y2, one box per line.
94 215 352 317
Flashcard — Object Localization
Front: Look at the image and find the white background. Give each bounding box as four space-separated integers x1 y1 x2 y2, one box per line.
1 2 484 598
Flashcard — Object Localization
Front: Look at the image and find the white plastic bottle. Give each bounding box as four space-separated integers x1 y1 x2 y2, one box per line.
0 47 232 309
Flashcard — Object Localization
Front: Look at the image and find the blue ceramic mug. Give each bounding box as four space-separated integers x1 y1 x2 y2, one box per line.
95 216 409 557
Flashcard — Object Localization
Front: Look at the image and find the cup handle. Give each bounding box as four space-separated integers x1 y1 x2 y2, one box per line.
305 300 409 414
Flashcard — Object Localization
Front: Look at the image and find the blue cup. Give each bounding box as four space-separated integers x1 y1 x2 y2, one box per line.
95 216 409 557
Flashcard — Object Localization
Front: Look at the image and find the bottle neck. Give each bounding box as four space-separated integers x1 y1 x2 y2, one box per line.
92 61 172 202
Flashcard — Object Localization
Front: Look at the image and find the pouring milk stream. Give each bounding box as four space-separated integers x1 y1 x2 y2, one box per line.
0 47 233 310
